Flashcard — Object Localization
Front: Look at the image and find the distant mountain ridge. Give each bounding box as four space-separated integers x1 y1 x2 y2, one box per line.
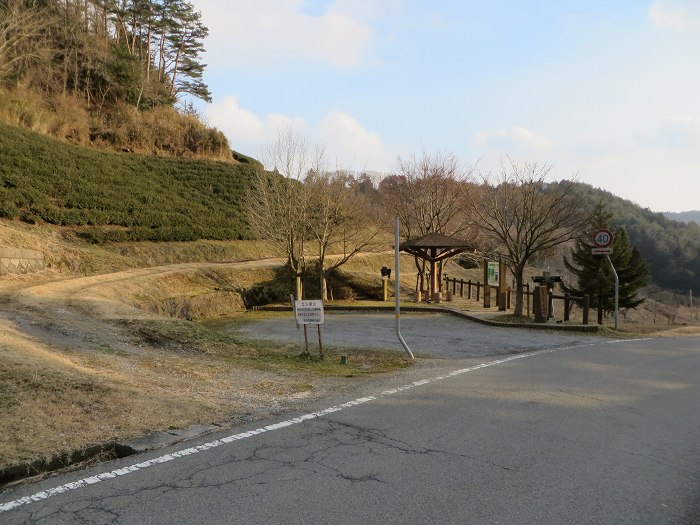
663 211 700 224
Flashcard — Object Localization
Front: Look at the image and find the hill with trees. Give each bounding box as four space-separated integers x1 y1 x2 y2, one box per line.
569 183 700 293
0 0 230 158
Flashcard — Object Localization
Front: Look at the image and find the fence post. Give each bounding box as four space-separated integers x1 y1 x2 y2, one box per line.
468 280 472 299
583 294 590 324
526 283 531 317
476 281 481 302
507 287 511 310
460 279 464 297
564 293 570 322
483 259 491 308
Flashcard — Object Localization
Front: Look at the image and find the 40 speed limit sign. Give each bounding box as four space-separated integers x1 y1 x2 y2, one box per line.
592 228 614 248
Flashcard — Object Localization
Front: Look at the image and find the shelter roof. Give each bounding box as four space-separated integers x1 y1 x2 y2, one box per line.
399 232 476 262
399 232 475 250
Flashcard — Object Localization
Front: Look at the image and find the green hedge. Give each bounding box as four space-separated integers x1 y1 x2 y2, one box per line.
0 122 257 242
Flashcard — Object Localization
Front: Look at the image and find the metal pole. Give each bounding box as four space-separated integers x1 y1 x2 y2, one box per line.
395 217 414 360
606 254 619 330
291 294 304 353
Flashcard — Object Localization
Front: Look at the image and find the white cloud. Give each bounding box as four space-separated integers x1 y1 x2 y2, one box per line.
205 96 307 155
649 0 700 30
473 126 552 158
649 115 700 148
205 96 388 170
318 111 389 169
196 0 374 69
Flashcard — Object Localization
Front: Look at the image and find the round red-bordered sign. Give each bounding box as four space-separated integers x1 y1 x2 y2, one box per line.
592 228 614 248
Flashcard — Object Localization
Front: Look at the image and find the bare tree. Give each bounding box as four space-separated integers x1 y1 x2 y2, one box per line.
0 0 54 82
305 168 381 301
380 150 478 289
248 128 382 301
470 157 588 316
246 128 321 300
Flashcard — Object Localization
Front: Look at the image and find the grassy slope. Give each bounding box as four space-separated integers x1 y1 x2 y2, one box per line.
0 122 259 242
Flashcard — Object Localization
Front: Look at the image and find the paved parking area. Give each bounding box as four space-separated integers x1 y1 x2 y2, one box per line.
236 312 607 358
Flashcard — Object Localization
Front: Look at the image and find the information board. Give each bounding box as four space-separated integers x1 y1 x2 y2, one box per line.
487 261 499 285
294 300 324 325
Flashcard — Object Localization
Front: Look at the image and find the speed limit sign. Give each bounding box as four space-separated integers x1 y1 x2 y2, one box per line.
592 228 614 248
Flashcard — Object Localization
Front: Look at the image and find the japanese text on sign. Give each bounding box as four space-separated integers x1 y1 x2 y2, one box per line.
294 300 324 325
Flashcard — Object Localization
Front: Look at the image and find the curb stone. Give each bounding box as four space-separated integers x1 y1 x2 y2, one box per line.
256 304 600 333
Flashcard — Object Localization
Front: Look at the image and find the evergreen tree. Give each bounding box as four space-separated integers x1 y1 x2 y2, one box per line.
562 202 650 324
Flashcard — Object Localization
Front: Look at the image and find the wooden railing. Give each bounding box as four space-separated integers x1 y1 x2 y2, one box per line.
441 276 591 324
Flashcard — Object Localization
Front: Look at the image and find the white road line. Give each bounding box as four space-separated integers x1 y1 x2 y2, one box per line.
0 339 638 514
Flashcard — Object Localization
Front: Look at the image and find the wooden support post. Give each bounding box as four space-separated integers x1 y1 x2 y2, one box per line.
583 294 590 325
483 260 491 308
526 283 531 317
468 280 472 299
498 259 507 311
564 293 570 321
317 324 323 359
476 281 481 302
460 279 464 297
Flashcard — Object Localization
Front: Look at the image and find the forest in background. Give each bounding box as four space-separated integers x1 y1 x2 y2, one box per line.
0 0 231 158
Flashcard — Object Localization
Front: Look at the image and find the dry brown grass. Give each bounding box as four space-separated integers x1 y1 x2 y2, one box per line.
0 87 232 160
0 225 415 471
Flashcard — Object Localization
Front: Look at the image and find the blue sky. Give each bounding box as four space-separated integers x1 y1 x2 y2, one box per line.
194 0 700 212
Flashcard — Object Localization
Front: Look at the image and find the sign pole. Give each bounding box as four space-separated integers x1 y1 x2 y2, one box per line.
395 217 414 360
291 294 304 353
592 228 618 331
606 253 619 331
317 324 323 358
293 299 325 356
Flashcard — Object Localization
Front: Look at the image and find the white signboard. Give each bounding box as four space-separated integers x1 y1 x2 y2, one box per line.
294 300 324 325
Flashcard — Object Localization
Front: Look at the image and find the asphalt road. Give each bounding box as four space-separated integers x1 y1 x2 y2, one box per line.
237 312 605 357
2 335 699 524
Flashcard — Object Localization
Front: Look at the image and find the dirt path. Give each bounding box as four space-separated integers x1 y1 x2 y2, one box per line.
0 254 425 470
0 258 282 346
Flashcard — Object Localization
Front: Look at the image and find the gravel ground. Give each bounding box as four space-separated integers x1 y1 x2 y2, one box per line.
237 312 609 358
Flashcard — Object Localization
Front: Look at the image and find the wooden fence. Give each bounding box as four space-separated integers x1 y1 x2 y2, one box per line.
442 276 591 324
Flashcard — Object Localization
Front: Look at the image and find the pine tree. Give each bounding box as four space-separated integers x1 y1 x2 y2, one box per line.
562 202 649 324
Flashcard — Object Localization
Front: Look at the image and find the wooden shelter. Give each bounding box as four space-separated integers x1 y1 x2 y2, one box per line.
399 232 477 302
